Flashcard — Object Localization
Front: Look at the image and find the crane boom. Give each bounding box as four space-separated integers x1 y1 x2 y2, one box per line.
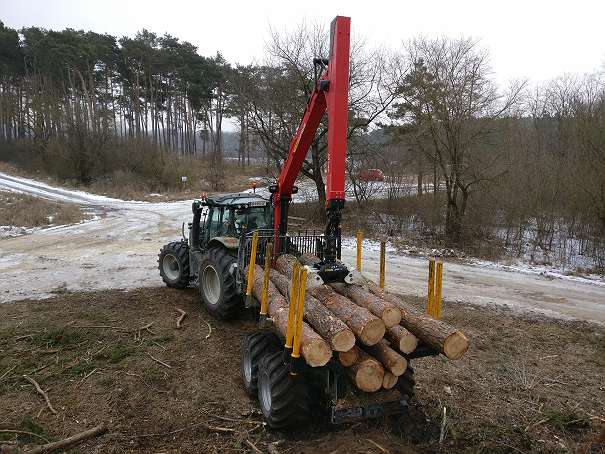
270 15 351 282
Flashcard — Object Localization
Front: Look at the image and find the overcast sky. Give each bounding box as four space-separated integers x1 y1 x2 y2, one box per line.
2 0 604 85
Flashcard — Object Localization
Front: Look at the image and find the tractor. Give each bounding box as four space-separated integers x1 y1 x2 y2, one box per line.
158 16 435 429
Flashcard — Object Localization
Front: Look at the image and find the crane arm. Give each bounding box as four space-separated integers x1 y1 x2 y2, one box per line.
270 16 351 281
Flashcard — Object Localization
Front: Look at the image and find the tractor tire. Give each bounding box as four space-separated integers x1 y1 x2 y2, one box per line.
198 247 242 319
241 331 281 398
397 363 415 399
257 351 314 429
158 241 190 289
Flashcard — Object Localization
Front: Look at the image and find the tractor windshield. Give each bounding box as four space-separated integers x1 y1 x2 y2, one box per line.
234 206 271 233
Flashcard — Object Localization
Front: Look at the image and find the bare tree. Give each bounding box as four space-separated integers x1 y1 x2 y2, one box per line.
390 37 526 243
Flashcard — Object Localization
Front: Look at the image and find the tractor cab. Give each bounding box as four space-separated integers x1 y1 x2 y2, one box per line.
193 192 272 250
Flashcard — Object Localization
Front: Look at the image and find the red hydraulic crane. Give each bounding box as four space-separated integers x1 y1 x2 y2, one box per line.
269 15 351 282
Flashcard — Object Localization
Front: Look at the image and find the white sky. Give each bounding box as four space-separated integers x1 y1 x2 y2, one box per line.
2 0 604 85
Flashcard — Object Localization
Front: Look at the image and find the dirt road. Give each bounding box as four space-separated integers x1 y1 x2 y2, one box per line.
1 171 604 324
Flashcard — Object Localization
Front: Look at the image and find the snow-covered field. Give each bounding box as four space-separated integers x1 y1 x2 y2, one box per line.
1 171 604 324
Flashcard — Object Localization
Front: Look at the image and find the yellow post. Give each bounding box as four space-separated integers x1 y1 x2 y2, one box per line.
245 231 259 306
434 260 443 320
259 242 273 319
379 240 386 289
291 266 308 362
427 258 435 317
285 262 300 350
356 230 363 271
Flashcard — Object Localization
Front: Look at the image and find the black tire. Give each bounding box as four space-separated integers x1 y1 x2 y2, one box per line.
397 363 415 399
198 247 242 319
257 351 314 429
158 241 190 289
241 331 281 397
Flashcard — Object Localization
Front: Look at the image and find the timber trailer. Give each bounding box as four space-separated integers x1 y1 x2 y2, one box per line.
158 16 438 428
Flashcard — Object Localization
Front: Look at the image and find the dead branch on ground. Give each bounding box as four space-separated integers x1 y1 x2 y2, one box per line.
23 375 56 414
175 308 187 329
25 424 107 454
146 352 171 369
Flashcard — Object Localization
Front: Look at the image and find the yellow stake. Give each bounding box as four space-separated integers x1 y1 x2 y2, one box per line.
285 262 300 349
434 260 443 320
245 231 259 305
292 266 308 359
379 240 386 289
259 243 273 317
427 258 435 317
356 230 363 271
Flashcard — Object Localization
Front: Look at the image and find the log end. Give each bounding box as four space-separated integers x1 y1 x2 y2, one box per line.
359 318 386 346
382 371 398 389
382 308 402 328
302 340 333 367
354 362 384 392
390 356 408 376
338 347 359 367
443 331 469 360
399 335 419 355
332 330 356 352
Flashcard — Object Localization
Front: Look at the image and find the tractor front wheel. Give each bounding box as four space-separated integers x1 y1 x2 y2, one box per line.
199 247 242 319
158 241 190 289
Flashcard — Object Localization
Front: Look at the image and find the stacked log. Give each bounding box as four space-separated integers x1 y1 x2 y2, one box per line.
247 265 332 367
269 270 355 352
249 254 469 394
364 279 469 360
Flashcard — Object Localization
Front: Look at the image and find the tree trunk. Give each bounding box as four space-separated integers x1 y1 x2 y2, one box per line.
365 280 468 360
269 270 355 352
382 371 398 390
385 325 418 354
363 339 407 376
330 283 401 328
345 347 384 392
274 256 384 346
248 265 331 367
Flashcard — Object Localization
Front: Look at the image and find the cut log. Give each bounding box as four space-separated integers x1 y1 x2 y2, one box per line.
309 286 385 346
345 347 384 392
382 371 398 390
248 265 332 367
365 280 469 360
331 283 401 328
364 339 407 376
276 256 385 346
337 347 359 367
385 325 419 354
269 270 355 352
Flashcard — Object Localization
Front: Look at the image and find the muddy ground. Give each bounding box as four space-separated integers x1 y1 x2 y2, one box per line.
0 288 603 453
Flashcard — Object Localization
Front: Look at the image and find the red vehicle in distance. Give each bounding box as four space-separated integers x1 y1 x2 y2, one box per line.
358 168 384 182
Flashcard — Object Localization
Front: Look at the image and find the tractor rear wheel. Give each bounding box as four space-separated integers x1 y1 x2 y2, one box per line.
257 351 314 429
199 247 242 319
241 331 281 397
158 241 190 289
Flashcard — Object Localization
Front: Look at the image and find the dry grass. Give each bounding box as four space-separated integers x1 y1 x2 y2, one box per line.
0 191 85 228
0 287 603 453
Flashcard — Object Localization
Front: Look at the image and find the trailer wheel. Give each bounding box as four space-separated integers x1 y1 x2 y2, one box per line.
241 331 281 397
397 363 415 399
158 241 190 289
199 247 242 320
257 351 313 429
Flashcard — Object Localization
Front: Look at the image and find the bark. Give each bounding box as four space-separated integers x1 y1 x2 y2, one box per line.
275 256 385 346
363 339 407 376
269 270 355 352
248 265 331 367
366 280 469 360
331 283 401 328
385 325 419 354
345 347 384 392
